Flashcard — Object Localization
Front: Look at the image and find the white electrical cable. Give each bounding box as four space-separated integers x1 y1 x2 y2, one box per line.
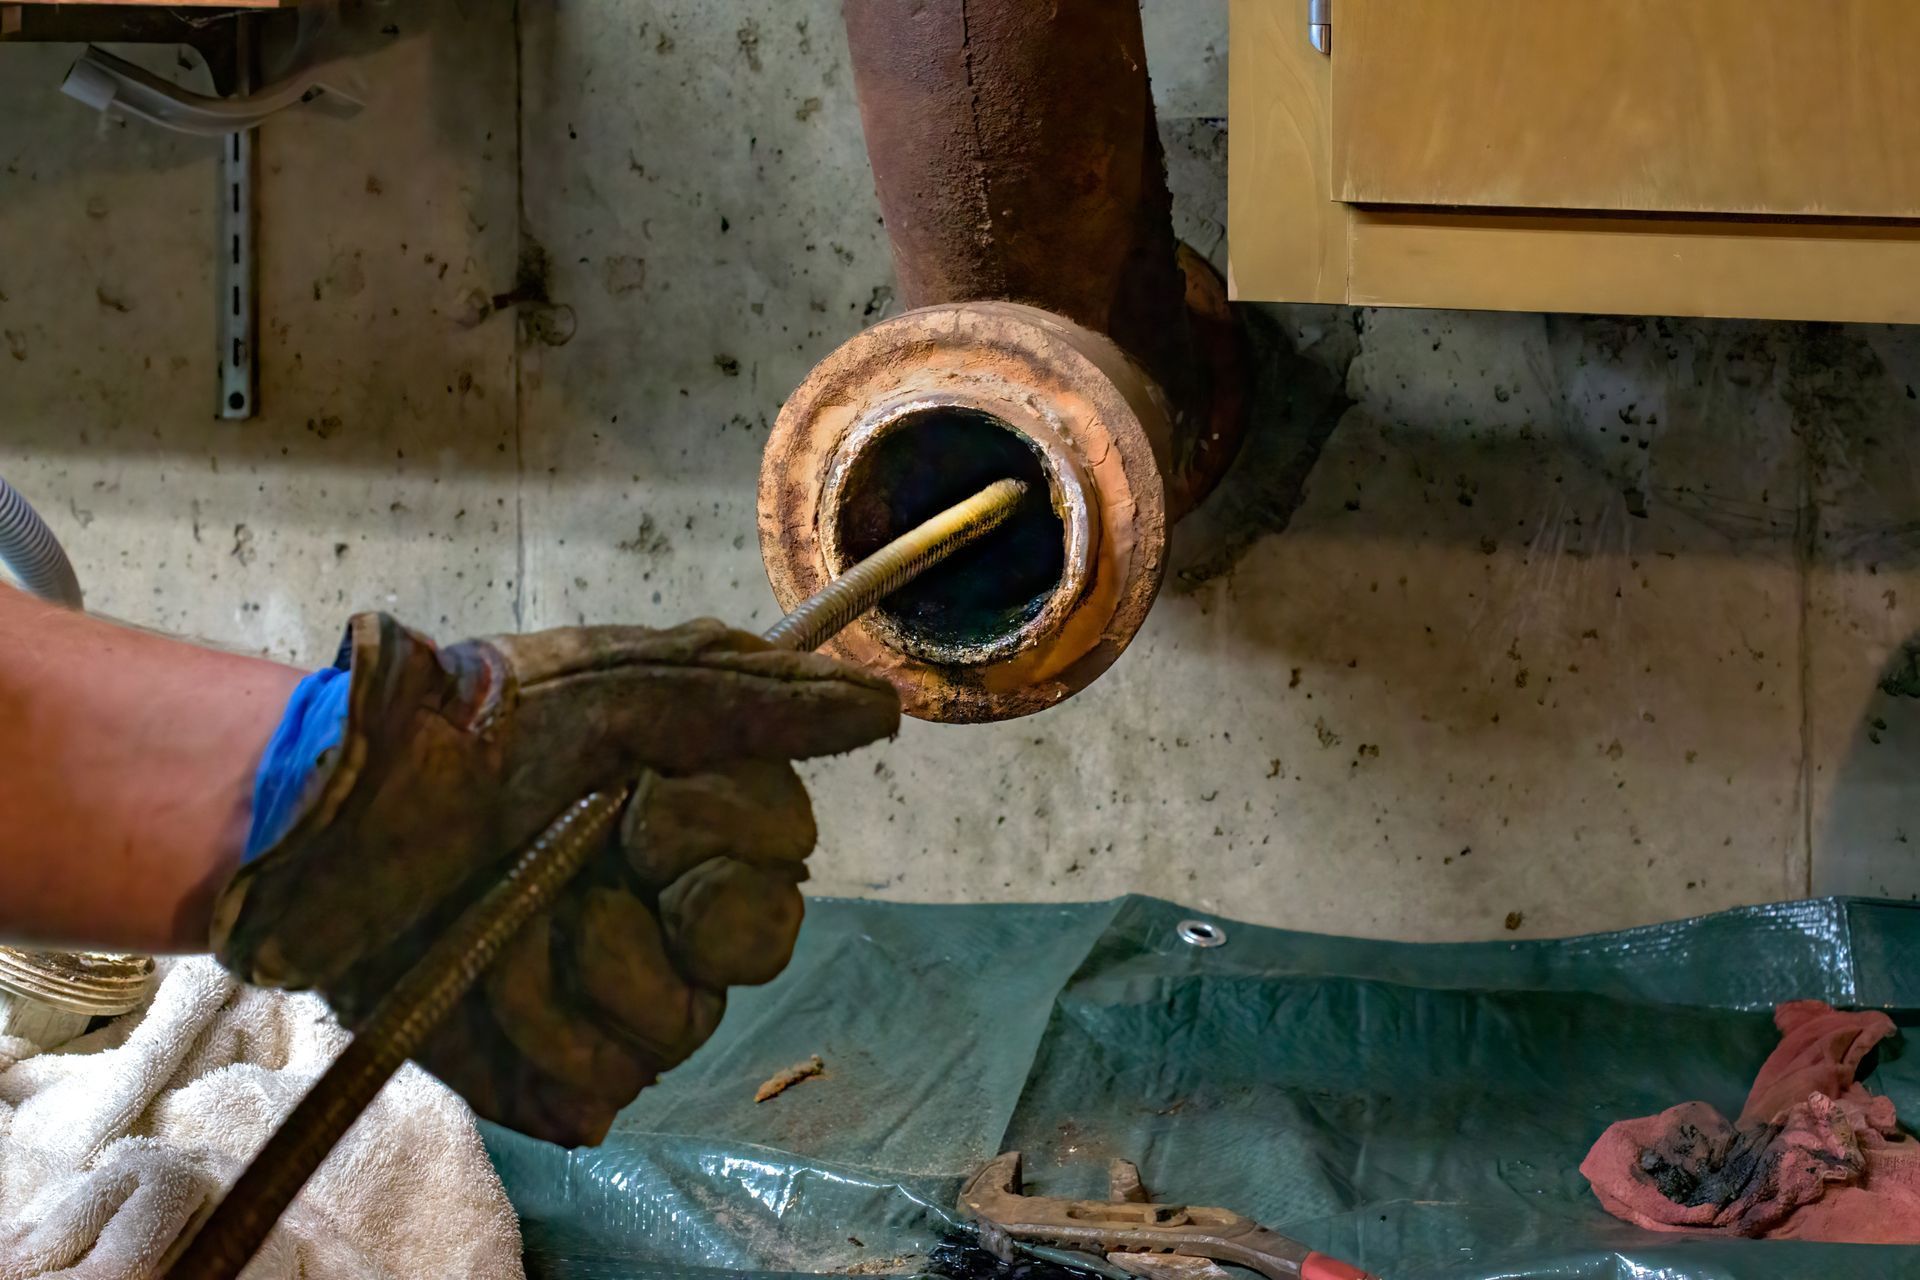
61 45 363 137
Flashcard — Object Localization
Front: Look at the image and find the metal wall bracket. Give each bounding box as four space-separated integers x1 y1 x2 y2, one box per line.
1309 0 1331 54
55 22 361 421
219 118 257 419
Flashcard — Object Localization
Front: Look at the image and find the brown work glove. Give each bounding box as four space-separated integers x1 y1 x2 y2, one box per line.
210 613 898 1145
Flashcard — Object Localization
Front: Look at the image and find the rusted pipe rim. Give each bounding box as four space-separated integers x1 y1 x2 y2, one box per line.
817 392 1095 666
760 301 1170 723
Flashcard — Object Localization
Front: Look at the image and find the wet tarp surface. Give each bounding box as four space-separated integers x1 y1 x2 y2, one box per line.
482 896 1920 1279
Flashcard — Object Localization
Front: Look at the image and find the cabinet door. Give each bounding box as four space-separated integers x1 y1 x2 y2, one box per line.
1229 0 1920 321
1332 0 1920 219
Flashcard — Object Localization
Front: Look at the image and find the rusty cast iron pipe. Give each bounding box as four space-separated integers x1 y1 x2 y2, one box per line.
839 0 1198 420
762 302 1174 722
837 0 1242 512
759 0 1245 722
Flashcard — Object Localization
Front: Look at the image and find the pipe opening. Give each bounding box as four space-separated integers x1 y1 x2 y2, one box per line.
832 407 1065 659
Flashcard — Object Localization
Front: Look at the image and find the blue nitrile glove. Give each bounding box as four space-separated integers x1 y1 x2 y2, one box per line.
245 666 350 860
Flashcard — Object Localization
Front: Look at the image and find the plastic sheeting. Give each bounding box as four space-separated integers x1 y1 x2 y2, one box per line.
482 896 1920 1279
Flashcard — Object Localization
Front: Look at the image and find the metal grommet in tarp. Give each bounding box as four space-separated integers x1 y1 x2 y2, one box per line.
1177 919 1226 949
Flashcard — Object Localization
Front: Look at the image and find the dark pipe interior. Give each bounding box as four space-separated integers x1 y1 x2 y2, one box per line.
834 409 1065 656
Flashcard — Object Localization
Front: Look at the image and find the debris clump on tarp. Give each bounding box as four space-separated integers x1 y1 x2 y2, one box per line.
754 1053 825 1102
920 1238 1112 1280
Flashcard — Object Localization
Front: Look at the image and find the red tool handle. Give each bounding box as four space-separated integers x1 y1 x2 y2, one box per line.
1303 1252 1377 1280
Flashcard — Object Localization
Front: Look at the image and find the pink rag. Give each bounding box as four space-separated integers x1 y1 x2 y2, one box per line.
1581 1000 1920 1243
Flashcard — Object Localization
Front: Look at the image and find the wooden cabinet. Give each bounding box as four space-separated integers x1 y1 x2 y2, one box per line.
2 0 297 32
1230 0 1920 320
6 2 295 6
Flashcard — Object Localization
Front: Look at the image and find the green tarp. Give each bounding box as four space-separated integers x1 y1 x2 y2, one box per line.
482 896 1920 1279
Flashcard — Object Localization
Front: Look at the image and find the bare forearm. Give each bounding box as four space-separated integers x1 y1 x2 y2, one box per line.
0 586 303 952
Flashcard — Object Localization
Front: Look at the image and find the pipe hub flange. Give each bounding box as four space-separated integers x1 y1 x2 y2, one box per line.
760 302 1170 723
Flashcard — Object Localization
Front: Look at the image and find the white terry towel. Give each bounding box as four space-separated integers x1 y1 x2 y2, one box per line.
0 957 524 1279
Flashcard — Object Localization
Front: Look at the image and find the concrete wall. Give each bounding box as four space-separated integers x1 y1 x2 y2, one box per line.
3 0 1916 941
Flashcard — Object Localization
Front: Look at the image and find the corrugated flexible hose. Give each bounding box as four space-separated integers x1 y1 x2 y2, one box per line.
0 476 83 608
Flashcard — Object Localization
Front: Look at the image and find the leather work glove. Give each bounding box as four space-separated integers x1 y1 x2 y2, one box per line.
210 614 899 1145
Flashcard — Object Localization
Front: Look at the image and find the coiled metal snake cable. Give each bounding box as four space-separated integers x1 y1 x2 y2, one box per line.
164 477 1027 1279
